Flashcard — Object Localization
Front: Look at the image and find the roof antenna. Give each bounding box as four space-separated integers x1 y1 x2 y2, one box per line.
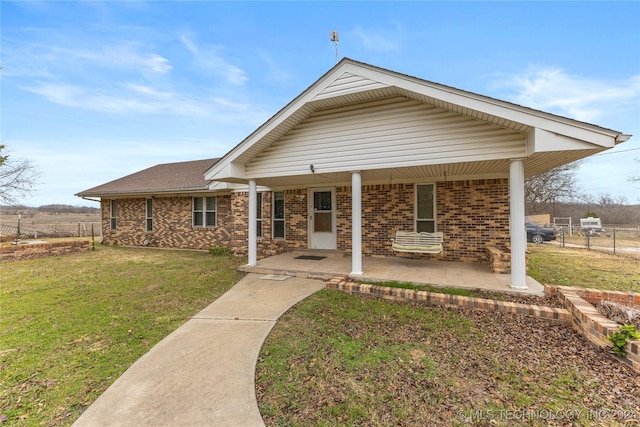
330 31 339 64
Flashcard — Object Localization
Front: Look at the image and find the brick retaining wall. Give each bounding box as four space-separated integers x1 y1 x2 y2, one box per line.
326 276 570 324
1 240 89 261
547 286 640 372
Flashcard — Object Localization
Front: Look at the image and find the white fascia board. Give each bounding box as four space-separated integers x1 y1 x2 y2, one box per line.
207 181 235 191
205 161 246 182
526 128 614 156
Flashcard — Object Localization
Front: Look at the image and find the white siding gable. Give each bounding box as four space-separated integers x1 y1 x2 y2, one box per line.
245 96 526 179
313 72 389 101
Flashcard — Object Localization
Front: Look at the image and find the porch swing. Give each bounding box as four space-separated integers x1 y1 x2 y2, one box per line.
389 172 445 254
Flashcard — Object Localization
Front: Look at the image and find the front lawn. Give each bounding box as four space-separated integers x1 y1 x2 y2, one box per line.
527 244 640 292
2 243 639 426
0 245 244 425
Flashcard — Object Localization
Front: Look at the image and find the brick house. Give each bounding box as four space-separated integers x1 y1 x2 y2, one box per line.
77 58 630 290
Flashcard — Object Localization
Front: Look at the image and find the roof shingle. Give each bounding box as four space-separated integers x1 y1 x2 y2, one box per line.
76 158 220 197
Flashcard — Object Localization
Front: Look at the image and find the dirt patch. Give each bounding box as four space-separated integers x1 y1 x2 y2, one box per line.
472 289 566 309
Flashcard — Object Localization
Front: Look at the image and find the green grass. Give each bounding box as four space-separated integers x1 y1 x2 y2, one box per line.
0 244 244 426
527 245 640 292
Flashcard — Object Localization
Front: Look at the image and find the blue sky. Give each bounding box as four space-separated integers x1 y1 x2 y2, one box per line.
2 1 639 207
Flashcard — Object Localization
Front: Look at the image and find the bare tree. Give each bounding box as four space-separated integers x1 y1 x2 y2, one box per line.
0 145 41 205
598 192 616 210
578 193 598 217
525 161 581 214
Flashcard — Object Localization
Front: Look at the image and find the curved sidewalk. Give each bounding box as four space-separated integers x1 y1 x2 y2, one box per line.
73 274 325 427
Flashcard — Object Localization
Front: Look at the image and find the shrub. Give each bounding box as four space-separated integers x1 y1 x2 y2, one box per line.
209 246 234 256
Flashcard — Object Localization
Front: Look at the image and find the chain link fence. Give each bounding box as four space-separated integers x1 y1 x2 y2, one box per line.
550 225 640 259
1 222 102 240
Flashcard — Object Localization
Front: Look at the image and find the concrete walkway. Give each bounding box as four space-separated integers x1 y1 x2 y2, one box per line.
72 274 325 427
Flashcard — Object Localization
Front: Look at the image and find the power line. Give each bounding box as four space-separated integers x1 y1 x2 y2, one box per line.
592 148 639 157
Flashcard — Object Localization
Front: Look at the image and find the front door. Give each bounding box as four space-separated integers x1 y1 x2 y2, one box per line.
309 187 337 250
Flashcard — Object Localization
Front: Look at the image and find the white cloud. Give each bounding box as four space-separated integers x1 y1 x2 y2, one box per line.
123 83 172 99
351 24 403 53
257 50 293 83
179 33 248 86
490 66 640 122
20 82 210 117
179 33 199 55
4 34 172 78
71 44 173 75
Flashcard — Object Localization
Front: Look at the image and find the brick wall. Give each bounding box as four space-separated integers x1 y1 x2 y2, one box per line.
232 190 306 257
100 179 510 263
336 179 510 262
101 196 234 250
1 240 89 261
438 179 510 262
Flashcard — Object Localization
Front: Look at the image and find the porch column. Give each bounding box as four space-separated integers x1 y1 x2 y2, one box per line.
509 159 527 289
247 179 257 266
351 171 363 276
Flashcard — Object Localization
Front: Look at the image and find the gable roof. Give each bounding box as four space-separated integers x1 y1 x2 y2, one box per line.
204 58 630 185
76 158 220 198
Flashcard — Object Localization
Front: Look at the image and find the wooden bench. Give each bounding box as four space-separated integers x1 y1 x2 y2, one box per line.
391 231 444 254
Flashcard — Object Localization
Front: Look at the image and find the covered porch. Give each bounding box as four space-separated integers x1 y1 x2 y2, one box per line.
205 59 628 294
239 251 545 295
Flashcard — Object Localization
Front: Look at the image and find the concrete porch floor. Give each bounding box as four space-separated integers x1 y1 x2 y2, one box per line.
239 251 545 296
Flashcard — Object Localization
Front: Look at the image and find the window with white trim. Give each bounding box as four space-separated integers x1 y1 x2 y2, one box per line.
193 196 216 227
415 184 435 233
146 198 153 232
256 192 263 238
273 191 285 239
110 200 117 231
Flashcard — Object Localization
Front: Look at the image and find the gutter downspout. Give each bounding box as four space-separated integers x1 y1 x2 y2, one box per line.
80 196 103 242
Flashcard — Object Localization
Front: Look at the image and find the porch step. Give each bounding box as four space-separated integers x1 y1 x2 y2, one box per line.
292 249 348 258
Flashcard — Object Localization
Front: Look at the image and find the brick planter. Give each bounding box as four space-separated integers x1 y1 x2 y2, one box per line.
485 246 528 274
0 240 90 261
547 286 640 372
326 276 570 324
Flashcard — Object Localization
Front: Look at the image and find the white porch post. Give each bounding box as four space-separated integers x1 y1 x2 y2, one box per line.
509 159 527 289
247 179 257 266
350 171 363 276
